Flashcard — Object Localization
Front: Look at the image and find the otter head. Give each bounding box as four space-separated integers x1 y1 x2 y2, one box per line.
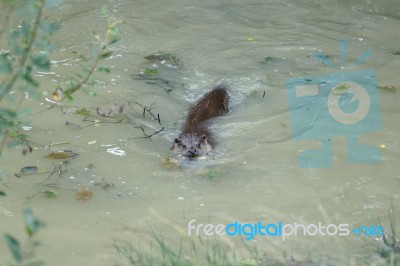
172 134 211 158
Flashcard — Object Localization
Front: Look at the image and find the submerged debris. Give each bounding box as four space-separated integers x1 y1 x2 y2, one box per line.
161 157 180 169
65 121 82 129
75 188 93 201
44 150 77 159
261 56 282 65
76 108 91 116
144 52 180 66
96 103 125 117
93 178 114 190
133 51 184 93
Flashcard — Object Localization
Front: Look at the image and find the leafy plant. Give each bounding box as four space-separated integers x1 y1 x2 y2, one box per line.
3 208 45 266
377 201 400 264
0 0 121 176
1 1 121 263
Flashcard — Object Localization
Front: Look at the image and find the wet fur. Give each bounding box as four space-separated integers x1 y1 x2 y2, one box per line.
172 86 229 158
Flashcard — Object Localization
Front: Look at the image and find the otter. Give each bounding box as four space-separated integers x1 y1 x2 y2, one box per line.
172 86 229 158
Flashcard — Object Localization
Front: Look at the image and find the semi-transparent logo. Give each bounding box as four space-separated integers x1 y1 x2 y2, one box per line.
286 40 382 168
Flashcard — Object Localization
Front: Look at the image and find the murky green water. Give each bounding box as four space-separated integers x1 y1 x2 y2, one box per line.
1 0 400 265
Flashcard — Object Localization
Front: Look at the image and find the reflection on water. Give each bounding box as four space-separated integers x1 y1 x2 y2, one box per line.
1 0 400 265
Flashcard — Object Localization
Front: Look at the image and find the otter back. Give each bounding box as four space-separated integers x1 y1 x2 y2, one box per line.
173 86 229 158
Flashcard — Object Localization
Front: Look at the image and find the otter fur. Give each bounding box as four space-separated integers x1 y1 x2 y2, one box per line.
172 86 229 158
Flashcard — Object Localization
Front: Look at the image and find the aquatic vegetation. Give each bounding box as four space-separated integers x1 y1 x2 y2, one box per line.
205 170 219 180
3 208 45 266
133 52 185 93
113 228 338 266
75 108 91 116
376 201 400 264
143 68 158 76
0 0 121 174
42 190 57 199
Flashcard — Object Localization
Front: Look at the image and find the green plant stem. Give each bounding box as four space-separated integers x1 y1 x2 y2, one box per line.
0 94 25 154
0 0 46 102
0 131 7 154
61 55 101 102
36 53 102 114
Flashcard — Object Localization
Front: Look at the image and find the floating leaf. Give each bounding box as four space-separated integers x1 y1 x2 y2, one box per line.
44 150 77 159
144 52 177 62
76 108 91 116
21 166 38 174
101 51 113 59
144 68 158 76
42 190 57 199
76 188 93 201
335 84 349 91
378 85 397 93
331 84 350 95
161 157 180 169
262 56 281 64
98 65 111 73
4 234 22 262
15 166 38 177
205 170 219 180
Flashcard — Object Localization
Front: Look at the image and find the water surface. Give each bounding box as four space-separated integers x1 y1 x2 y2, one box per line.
1 0 400 265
